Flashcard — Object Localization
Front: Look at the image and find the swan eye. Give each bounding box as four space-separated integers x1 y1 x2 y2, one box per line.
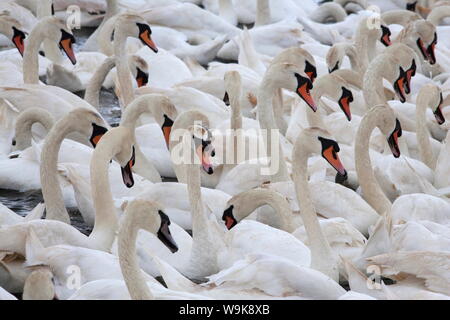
223 91 230 106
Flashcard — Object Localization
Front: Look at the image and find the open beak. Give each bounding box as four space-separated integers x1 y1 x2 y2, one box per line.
222 205 237 230
161 115 174 149
381 25 392 47
89 124 108 148
296 74 316 112
388 119 402 158
137 23 158 53
434 93 446 125
135 67 149 88
121 146 136 188
12 27 26 57
59 29 77 65
157 211 178 253
196 144 214 175
394 68 407 103
427 33 437 65
305 61 317 83
339 87 353 121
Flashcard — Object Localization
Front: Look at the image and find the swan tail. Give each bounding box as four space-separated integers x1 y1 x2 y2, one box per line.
24 227 46 268
187 35 228 66
23 203 45 222
151 255 199 293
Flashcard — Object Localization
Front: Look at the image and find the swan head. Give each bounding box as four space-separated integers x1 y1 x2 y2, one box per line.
170 110 214 175
0 12 27 56
314 73 354 121
299 128 347 177
22 267 55 300
67 109 109 148
116 14 158 53
412 20 437 65
129 55 149 88
432 89 446 125
371 105 403 158
326 44 345 73
124 200 178 253
37 17 78 65
191 124 215 175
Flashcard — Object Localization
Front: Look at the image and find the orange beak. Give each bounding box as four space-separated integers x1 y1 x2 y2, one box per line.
322 146 347 176
161 115 174 150
59 30 77 65
12 27 26 57
139 28 158 53
296 75 316 112
394 69 407 103
89 124 108 148
339 87 353 121
381 25 392 47
135 68 149 88
427 33 437 65
388 119 402 158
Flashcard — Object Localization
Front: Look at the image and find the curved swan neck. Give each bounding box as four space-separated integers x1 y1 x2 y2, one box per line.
427 5 450 26
114 20 135 108
234 189 295 233
355 107 392 215
40 116 77 224
292 133 337 281
120 95 164 183
257 73 289 182
416 86 436 169
14 108 54 151
23 19 48 84
118 205 153 300
98 15 117 56
84 56 116 108
89 130 123 251
363 54 396 108
37 0 63 63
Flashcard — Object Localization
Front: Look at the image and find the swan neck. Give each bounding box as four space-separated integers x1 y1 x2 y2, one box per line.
85 57 116 108
40 118 74 223
23 23 44 84
255 0 271 27
355 110 392 214
416 90 435 169
114 26 135 107
118 216 153 300
292 140 336 279
89 138 119 251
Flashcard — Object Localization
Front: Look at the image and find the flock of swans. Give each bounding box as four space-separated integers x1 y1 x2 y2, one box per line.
0 0 449 300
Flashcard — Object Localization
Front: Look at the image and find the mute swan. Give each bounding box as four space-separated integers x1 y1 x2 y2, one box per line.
109 13 159 107
141 3 239 41
68 200 209 300
355 104 450 222
120 94 178 181
0 127 136 255
11 107 55 152
0 11 26 57
222 188 366 276
40 108 109 224
343 257 450 300
367 251 450 296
